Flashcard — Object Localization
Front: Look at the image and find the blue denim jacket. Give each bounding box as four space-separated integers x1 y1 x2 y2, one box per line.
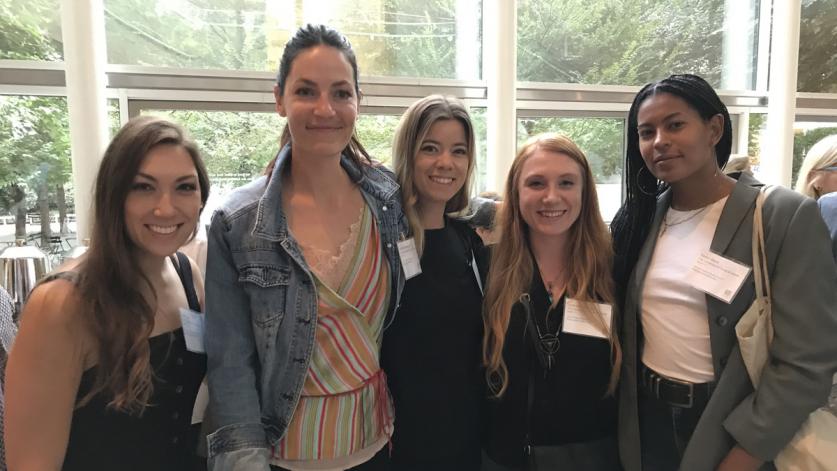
204 145 406 470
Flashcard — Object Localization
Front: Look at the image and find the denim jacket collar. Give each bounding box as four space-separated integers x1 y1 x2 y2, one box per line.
252 144 399 242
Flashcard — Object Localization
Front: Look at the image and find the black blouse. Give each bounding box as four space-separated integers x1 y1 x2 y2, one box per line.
484 273 616 468
382 219 487 471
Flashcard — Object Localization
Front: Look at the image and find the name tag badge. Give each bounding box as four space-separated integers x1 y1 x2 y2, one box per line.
562 298 612 339
178 307 206 354
685 250 751 304
397 238 422 280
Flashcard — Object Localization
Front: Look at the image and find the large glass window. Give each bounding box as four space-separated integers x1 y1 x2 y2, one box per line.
798 0 837 93
517 116 624 221
141 109 283 225
0 0 63 60
105 0 482 79
517 0 760 89
0 95 75 263
746 117 837 185
470 107 488 193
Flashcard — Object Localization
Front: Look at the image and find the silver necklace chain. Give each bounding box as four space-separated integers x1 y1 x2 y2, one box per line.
661 205 709 236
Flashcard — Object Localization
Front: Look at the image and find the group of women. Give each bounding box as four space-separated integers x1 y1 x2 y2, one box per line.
4 24 836 471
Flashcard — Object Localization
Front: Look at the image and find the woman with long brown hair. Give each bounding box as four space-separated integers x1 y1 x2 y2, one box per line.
5 115 210 471
482 133 621 470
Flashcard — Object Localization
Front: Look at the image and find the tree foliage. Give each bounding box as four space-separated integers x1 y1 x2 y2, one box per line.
0 0 62 60
105 0 268 69
798 0 837 93
517 0 726 86
0 0 70 241
0 96 72 238
518 117 624 182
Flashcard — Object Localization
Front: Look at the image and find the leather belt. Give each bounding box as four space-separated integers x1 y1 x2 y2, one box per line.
640 364 715 409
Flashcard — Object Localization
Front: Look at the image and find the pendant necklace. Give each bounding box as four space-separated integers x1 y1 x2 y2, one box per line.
534 312 562 371
536 273 564 371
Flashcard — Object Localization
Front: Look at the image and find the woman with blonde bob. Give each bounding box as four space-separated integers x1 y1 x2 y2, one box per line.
794 134 837 200
796 135 837 263
482 133 621 470
382 94 487 470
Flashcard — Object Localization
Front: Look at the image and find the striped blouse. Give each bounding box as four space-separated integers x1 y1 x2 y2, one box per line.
271 203 393 468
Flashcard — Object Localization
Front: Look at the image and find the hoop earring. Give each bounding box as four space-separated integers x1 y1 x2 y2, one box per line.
637 166 659 197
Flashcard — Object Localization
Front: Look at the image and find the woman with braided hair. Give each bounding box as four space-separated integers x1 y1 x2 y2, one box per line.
611 74 837 471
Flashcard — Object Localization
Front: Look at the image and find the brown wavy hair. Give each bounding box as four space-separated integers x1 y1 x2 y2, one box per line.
77 115 209 414
483 133 621 397
393 94 476 255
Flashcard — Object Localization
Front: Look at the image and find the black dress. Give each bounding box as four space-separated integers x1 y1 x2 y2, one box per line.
483 273 619 470
381 219 487 471
60 253 207 471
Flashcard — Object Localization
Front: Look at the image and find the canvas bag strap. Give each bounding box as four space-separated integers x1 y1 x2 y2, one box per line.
751 187 774 343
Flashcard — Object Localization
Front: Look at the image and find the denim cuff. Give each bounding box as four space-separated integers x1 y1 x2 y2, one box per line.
207 422 268 458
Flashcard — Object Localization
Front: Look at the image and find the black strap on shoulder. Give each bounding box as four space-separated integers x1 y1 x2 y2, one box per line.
524 307 537 457
450 219 487 295
170 252 201 312
526 360 536 457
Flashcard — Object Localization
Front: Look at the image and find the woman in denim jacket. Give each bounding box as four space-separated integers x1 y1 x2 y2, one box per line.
204 25 406 471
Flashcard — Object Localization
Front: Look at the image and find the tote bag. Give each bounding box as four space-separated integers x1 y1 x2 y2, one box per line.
735 188 837 471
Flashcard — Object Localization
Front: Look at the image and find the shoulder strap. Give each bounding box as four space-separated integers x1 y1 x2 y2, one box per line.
170 252 201 312
450 220 486 295
525 359 535 457
471 252 483 295
519 293 541 456
751 187 773 343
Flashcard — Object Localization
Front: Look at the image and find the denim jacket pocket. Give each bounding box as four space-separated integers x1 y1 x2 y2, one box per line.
238 264 290 328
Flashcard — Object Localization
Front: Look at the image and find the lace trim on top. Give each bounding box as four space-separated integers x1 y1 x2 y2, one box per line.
299 204 364 290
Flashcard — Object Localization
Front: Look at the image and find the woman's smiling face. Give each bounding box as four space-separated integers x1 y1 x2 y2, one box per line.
517 148 584 242
412 119 470 208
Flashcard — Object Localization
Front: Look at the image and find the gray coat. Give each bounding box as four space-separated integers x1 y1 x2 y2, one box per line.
617 173 837 471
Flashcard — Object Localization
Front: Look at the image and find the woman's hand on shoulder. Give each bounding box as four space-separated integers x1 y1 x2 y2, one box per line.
5 279 90 471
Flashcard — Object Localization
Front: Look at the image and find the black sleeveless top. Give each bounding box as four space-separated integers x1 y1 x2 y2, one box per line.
54 253 207 471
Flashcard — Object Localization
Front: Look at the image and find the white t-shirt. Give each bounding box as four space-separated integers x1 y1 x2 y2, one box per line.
641 196 729 383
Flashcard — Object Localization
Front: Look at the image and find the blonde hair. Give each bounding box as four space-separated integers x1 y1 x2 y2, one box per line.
393 95 476 254
483 133 621 397
795 134 837 199
723 155 752 174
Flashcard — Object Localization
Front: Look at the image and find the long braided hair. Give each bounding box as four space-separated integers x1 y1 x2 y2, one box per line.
611 74 733 297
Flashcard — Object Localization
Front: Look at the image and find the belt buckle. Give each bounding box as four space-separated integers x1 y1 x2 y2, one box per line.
664 375 694 408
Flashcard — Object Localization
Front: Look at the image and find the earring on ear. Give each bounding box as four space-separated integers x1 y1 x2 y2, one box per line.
637 166 659 197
